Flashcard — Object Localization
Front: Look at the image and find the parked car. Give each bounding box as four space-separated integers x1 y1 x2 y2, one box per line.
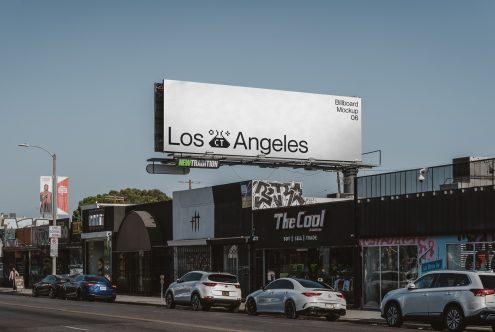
60 274 116 302
32 274 71 299
245 278 346 321
381 270 495 332
165 271 242 311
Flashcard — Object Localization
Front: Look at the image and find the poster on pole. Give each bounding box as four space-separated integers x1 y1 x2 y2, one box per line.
40 176 69 216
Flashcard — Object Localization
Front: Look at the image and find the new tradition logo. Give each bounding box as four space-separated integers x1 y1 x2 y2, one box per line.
190 211 200 232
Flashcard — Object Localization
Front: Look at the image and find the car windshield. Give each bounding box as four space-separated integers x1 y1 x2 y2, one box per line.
208 274 238 283
295 279 331 289
479 275 495 289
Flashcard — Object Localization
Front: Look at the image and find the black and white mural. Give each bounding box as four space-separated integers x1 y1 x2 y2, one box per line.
252 180 306 210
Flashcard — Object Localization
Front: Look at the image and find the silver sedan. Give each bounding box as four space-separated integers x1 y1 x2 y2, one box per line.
245 278 346 321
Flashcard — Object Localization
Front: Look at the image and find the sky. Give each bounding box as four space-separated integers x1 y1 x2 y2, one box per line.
1 0 494 218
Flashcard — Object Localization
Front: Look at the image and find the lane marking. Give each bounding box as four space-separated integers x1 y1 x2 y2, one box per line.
0 301 248 332
63 326 89 331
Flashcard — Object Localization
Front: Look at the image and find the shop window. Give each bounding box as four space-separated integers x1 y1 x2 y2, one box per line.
223 245 238 276
363 244 418 308
363 246 380 307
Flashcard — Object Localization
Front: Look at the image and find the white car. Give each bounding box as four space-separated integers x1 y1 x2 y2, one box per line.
381 270 495 332
165 271 242 311
245 278 346 321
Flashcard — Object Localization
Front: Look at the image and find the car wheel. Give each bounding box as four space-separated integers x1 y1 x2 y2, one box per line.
191 293 203 311
326 314 339 321
285 300 298 319
491 325 495 332
444 305 464 332
32 288 38 297
385 302 403 328
246 298 258 316
49 288 55 299
165 292 175 309
431 322 444 331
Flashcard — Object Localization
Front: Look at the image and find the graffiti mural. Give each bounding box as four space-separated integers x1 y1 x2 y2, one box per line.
32 226 50 246
252 180 306 210
360 236 436 260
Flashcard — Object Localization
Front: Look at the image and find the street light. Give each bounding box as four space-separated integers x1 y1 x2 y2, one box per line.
18 143 57 275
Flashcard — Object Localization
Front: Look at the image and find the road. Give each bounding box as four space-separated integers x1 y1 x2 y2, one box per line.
0 293 399 332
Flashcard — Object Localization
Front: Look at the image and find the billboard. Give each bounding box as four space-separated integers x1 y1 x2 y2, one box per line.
40 176 69 216
158 80 362 163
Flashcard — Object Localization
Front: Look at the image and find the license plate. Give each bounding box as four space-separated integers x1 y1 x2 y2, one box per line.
222 291 229 296
100 286 107 290
325 303 334 308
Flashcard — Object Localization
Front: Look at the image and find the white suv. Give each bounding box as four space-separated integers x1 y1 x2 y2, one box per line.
165 271 242 312
381 270 495 332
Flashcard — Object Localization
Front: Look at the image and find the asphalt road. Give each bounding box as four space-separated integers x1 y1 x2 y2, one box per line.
0 293 402 332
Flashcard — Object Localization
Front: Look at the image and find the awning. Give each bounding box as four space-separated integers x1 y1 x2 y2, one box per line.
114 211 155 252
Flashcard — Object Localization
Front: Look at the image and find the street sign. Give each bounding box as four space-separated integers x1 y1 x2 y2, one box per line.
49 226 61 238
50 236 58 257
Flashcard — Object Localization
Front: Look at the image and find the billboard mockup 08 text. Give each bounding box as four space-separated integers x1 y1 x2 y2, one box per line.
160 80 362 163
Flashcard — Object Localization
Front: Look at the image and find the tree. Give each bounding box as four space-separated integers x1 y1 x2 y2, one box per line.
72 188 170 221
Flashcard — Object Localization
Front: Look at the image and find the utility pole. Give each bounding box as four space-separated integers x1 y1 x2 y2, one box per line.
179 179 200 190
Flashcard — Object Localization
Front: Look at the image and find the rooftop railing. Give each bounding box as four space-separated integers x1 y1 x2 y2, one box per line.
357 157 495 199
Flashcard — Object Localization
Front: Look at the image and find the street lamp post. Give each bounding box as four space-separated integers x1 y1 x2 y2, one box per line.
18 143 57 275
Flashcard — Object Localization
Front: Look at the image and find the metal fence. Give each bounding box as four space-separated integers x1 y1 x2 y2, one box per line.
357 157 495 198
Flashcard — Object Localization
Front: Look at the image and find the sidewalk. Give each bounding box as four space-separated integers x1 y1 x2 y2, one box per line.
0 286 383 322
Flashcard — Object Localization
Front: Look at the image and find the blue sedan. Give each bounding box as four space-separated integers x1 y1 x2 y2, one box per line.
61 274 116 302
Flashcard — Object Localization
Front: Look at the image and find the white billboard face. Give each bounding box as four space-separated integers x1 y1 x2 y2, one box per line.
161 80 362 163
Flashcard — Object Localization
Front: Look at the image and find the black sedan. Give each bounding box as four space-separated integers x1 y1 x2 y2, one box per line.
32 275 71 298
60 274 116 302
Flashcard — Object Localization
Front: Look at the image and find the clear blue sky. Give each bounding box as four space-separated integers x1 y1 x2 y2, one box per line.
1 0 494 217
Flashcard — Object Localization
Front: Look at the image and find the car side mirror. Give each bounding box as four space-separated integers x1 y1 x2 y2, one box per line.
261 285 266 291
176 279 182 283
407 283 416 290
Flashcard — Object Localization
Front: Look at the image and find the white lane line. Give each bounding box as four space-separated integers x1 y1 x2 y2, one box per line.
63 326 89 331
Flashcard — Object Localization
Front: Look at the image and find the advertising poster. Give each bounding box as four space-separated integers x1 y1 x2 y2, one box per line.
39 176 69 216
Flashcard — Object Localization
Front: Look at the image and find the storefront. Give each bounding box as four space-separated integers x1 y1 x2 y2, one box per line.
82 231 112 278
170 183 254 296
253 200 359 306
113 205 173 296
358 234 493 308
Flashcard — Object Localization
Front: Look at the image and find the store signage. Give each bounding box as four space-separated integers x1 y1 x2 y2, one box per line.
173 187 214 240
49 226 61 238
158 80 362 163
274 210 326 231
176 158 219 169
14 276 24 290
421 259 443 273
